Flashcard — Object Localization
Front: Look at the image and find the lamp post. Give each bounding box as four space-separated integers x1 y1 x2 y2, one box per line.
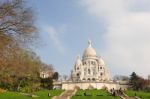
148 74 150 84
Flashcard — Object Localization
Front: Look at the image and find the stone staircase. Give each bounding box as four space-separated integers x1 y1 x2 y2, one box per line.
125 97 137 99
124 96 140 99
117 91 140 99
52 90 77 99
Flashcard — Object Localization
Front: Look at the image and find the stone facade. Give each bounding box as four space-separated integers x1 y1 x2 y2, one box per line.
40 68 53 78
56 40 128 90
71 40 111 82
40 70 52 78
62 82 128 90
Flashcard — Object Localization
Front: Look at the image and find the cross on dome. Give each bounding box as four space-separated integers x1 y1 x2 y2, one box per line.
83 40 97 57
88 40 92 47
77 55 80 59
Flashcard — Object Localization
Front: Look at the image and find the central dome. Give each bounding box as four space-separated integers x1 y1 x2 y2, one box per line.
83 40 97 57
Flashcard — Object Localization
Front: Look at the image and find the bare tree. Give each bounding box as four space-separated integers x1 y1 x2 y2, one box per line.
0 0 40 92
63 75 68 81
0 0 36 36
113 75 129 82
0 0 38 50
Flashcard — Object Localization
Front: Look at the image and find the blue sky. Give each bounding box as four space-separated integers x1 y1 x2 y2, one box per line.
27 0 150 78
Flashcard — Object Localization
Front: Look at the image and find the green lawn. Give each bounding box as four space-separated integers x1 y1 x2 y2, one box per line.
0 90 63 99
72 89 120 99
125 90 150 99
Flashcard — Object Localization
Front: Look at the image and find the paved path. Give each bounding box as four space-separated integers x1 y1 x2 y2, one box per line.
125 97 136 99
53 90 75 99
116 91 137 99
54 89 139 99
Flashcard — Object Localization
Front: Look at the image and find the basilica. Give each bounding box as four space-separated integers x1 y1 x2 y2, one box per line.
71 40 111 82
57 41 128 90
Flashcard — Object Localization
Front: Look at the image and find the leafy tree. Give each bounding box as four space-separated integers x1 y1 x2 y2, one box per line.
129 72 149 90
0 0 55 92
40 77 53 90
0 49 42 91
129 72 140 90
138 77 148 90
53 72 59 81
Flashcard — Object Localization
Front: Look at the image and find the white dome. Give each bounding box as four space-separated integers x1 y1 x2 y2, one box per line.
83 40 97 57
75 55 82 66
99 58 105 65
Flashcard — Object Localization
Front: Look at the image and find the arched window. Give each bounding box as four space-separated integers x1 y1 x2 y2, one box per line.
92 78 95 81
100 73 103 76
91 61 96 65
93 68 96 75
88 61 90 65
88 69 90 74
82 78 86 80
84 68 86 76
76 73 80 81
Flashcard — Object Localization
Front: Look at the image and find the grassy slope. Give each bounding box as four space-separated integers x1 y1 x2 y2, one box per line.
0 90 63 99
72 89 120 99
125 90 150 99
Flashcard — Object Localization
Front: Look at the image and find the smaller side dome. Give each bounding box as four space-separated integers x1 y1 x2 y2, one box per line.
75 55 82 66
99 58 105 65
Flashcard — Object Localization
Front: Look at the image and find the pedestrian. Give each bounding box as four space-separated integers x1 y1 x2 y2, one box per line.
48 93 51 97
84 92 86 96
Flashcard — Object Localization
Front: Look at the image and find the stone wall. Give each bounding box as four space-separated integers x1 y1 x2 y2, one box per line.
62 82 128 90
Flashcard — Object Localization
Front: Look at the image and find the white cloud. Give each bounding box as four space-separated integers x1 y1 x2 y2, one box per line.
80 0 150 77
43 25 67 55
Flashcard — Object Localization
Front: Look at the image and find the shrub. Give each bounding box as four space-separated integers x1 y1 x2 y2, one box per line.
0 88 7 93
40 77 53 89
102 86 108 90
88 85 94 90
74 86 80 90
144 86 150 92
